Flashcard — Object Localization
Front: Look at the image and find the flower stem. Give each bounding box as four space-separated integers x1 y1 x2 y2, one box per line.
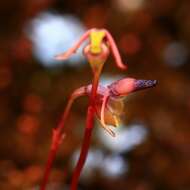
70 73 99 190
70 106 94 190
40 140 60 190
40 91 83 190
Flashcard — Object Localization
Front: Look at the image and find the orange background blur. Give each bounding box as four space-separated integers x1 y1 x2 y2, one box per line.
0 0 190 189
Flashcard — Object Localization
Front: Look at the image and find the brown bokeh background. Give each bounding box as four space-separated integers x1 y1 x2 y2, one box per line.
0 0 190 189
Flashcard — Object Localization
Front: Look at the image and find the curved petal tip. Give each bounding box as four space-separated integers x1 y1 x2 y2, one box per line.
134 79 157 91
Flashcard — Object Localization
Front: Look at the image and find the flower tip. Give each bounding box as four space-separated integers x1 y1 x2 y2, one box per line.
152 80 158 86
116 60 127 70
134 79 158 91
108 129 116 137
146 79 158 87
120 63 128 70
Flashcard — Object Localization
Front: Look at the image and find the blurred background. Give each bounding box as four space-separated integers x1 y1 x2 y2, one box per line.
0 0 190 189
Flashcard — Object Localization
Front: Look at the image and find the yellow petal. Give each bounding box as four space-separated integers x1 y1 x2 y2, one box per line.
90 30 106 54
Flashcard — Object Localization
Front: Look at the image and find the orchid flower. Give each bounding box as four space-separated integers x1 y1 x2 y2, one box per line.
55 28 127 70
40 28 156 190
40 28 128 190
71 78 157 137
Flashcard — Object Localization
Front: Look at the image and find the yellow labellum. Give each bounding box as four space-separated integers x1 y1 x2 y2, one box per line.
90 30 105 54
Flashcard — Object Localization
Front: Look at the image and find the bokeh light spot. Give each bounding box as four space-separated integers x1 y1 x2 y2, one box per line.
27 12 86 67
17 114 40 135
98 123 148 153
119 33 141 55
23 94 43 113
0 65 12 89
101 154 128 177
163 42 188 67
114 0 145 12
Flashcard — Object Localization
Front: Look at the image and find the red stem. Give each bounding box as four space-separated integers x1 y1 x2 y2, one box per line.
70 106 94 190
40 91 82 190
40 73 99 190
70 73 99 190
40 58 102 190
40 142 60 190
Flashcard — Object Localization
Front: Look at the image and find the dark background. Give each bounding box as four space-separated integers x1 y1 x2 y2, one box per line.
0 0 190 189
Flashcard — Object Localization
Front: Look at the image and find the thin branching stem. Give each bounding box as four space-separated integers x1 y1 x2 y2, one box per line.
40 91 82 190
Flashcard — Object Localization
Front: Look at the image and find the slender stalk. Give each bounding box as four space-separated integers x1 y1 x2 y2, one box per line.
70 73 99 190
40 92 82 190
70 106 94 190
40 141 60 190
